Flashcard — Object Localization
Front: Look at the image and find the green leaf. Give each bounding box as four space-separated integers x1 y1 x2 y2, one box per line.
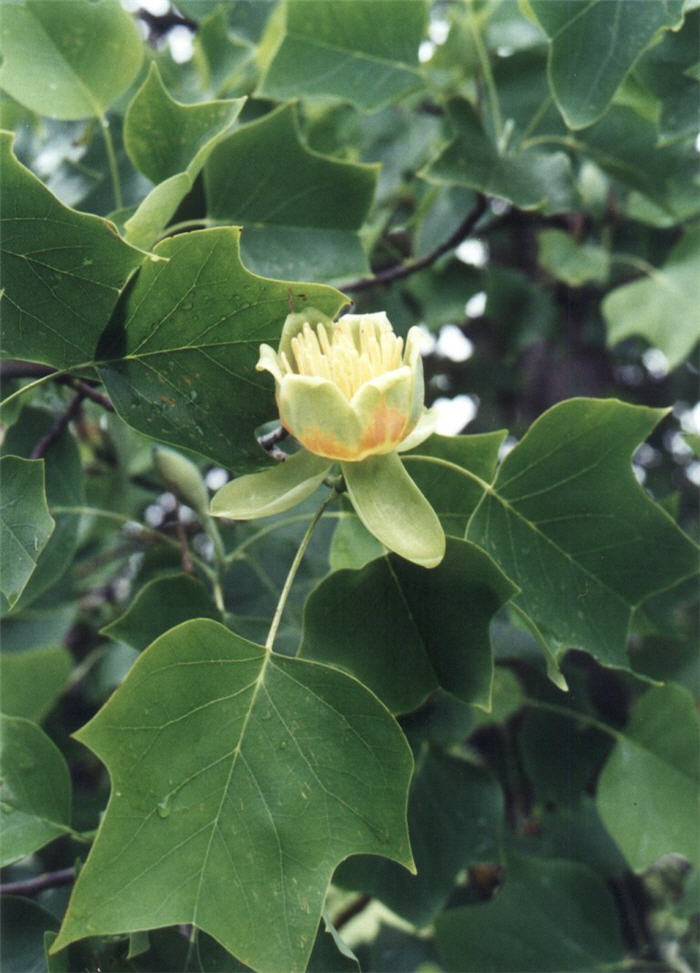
123 64 246 250
0 132 144 370
0 645 73 722
341 452 445 569
1 407 84 615
529 0 684 129
258 0 427 112
435 853 625 971
423 98 574 213
1 897 60 973
603 228 700 369
96 226 345 471
0 714 72 866
538 228 609 286
194 8 255 98
329 509 384 571
466 398 699 670
101 574 221 652
52 619 414 972
0 457 54 608
597 684 700 869
211 450 332 521
403 431 507 537
0 0 143 120
336 751 503 926
301 538 516 714
204 104 377 282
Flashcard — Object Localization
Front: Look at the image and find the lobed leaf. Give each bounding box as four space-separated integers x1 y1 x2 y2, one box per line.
301 538 516 714
96 227 346 471
52 619 414 972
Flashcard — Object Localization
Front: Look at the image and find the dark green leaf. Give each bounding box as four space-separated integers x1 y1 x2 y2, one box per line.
0 644 72 722
597 684 700 868
96 226 345 471
0 897 60 973
603 228 700 370
0 132 145 369
101 574 221 652
435 853 625 971
301 538 516 714
423 98 574 213
528 0 684 128
466 399 699 670
204 104 377 282
0 0 143 120
53 619 414 972
1 408 84 614
259 0 427 112
0 714 72 866
336 750 503 926
0 456 54 608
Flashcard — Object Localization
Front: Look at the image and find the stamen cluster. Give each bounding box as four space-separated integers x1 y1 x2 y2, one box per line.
281 319 405 401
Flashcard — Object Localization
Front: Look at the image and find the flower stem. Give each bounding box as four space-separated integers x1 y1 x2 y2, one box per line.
265 488 339 652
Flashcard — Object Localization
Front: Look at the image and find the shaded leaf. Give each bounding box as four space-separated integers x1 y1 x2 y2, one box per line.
466 399 698 670
0 456 54 608
435 853 625 971
301 538 516 714
204 104 377 282
101 574 221 652
259 0 427 112
0 897 60 973
0 645 73 722
0 0 143 120
53 619 413 973
336 750 503 926
597 684 700 869
423 98 574 213
123 64 245 249
0 132 144 369
528 0 684 129
603 228 700 369
96 226 345 471
538 229 609 286
0 715 72 866
1 408 84 615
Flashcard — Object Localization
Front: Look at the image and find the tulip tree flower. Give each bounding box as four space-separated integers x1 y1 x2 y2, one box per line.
211 309 446 568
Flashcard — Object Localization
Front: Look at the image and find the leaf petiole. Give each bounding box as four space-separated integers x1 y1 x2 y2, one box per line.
265 487 339 652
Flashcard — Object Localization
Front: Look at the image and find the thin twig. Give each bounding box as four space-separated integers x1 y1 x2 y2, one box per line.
257 425 289 462
0 361 114 412
332 894 371 931
340 194 487 293
30 391 86 459
0 866 75 897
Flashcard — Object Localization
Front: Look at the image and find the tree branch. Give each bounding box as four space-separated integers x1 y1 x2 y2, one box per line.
0 866 75 897
30 391 86 459
340 194 487 293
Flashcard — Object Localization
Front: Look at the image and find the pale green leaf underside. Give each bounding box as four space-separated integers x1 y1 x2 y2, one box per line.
603 228 700 369
53 620 413 972
465 398 698 669
0 132 145 370
0 456 54 608
0 715 72 867
538 229 609 286
597 684 700 869
259 0 427 112
0 0 143 120
530 0 685 129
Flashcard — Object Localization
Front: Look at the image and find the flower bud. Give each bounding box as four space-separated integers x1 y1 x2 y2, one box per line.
153 447 209 519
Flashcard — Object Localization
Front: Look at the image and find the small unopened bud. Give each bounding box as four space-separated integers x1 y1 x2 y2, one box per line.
152 447 209 520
